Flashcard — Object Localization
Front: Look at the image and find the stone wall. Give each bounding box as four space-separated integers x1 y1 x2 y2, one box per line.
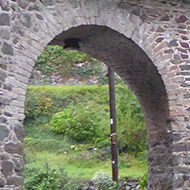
0 0 190 189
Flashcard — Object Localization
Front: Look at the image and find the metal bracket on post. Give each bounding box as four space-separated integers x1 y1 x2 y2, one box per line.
111 133 117 144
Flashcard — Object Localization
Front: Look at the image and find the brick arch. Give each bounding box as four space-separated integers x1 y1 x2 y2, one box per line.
0 0 190 189
51 24 173 189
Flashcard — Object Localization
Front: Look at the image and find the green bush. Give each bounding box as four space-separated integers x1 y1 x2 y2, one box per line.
116 85 147 155
91 171 117 190
50 104 100 142
138 173 148 190
24 163 87 190
24 85 147 155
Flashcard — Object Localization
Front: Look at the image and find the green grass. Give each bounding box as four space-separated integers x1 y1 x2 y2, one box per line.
24 85 147 186
24 151 147 181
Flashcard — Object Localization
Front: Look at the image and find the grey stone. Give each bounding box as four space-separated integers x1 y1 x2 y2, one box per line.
0 116 7 123
174 166 189 173
41 0 54 6
82 186 89 190
0 0 10 11
7 176 23 186
0 97 10 106
171 58 181 64
2 160 14 177
182 0 190 4
0 124 9 141
14 123 25 142
184 94 190 99
1 42 13 55
173 143 187 152
0 69 7 82
0 13 10 26
181 82 190 87
20 13 32 28
0 153 9 161
13 158 24 173
0 177 6 187
168 39 178 47
11 23 25 36
26 0 36 2
15 187 23 190
125 185 131 190
28 5 40 11
13 36 20 44
0 63 7 71
89 187 96 190
4 83 12 91
36 13 43 20
180 65 190 70
173 134 183 141
0 28 10 40
183 157 190 165
4 110 13 117
4 142 24 155
18 0 28 9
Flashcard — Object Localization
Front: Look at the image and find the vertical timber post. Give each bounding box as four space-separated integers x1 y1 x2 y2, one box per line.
108 67 118 183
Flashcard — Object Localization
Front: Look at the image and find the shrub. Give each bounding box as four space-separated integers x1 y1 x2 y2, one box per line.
138 173 148 190
50 104 100 142
116 85 147 155
24 163 87 190
91 171 117 190
24 164 68 190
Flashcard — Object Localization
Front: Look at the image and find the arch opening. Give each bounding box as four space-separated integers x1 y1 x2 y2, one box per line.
35 25 173 189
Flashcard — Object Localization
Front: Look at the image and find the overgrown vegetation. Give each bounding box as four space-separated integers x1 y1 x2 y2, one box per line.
24 46 148 189
24 85 148 189
50 105 99 142
34 46 106 84
24 163 88 190
24 85 147 154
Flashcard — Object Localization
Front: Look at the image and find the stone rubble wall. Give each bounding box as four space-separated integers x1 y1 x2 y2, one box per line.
0 0 189 189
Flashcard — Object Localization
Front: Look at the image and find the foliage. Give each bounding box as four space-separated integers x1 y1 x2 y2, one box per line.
50 104 100 142
116 85 147 155
138 173 148 190
35 45 103 79
91 171 117 190
24 85 147 155
24 163 87 190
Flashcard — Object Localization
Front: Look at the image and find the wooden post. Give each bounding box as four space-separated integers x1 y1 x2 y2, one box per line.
108 67 118 182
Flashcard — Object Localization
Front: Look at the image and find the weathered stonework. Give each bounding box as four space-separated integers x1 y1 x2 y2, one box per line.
0 0 190 189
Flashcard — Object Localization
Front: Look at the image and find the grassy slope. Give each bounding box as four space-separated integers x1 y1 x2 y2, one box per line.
24 85 147 183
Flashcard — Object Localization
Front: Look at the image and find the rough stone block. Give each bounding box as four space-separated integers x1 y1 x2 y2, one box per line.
0 69 7 82
0 177 6 187
0 124 9 141
12 157 24 173
2 161 14 177
0 97 11 106
0 13 10 26
20 12 32 28
14 123 25 142
6 175 23 186
4 142 24 155
1 42 13 55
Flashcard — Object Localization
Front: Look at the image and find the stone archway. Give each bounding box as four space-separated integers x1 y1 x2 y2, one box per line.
0 0 190 189
51 24 173 190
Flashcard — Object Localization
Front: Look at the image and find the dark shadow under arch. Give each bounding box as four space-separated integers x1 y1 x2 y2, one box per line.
49 25 173 190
